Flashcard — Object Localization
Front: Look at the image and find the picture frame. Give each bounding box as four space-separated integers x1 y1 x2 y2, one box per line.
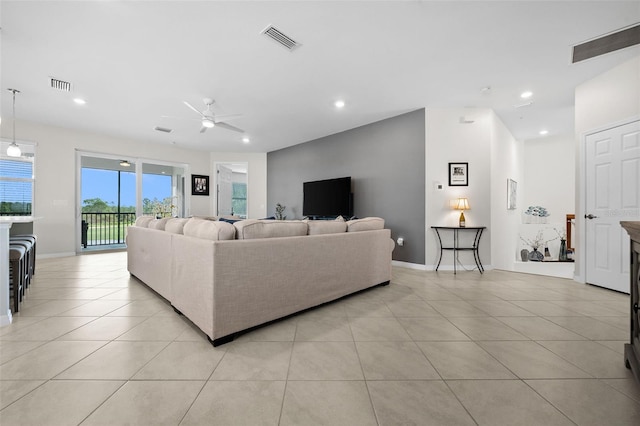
191 174 210 196
448 162 468 186
507 178 517 210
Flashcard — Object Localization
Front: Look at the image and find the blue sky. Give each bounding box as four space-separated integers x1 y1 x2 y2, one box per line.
81 168 172 207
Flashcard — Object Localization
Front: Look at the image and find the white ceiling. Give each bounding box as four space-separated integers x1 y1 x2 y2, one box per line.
1 1 639 153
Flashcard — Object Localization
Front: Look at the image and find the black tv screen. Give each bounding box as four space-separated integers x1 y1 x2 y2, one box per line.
303 177 352 218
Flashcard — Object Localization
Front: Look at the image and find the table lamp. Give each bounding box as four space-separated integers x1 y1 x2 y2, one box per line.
454 198 470 227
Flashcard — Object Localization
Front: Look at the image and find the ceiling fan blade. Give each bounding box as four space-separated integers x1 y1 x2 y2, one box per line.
161 115 199 121
215 122 244 133
199 126 208 133
183 101 203 116
212 113 243 121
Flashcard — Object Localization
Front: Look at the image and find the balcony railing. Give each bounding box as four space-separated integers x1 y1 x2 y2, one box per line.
81 212 137 247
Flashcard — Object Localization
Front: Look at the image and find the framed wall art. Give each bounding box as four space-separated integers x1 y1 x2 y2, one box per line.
448 162 468 186
507 178 517 209
192 174 210 196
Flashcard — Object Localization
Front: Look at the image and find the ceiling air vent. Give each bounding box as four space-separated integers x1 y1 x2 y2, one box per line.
154 126 173 133
261 25 301 51
49 77 72 92
572 23 640 63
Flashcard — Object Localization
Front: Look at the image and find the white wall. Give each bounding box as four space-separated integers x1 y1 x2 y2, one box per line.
490 111 524 271
574 55 640 281
211 152 267 219
425 108 493 269
522 134 575 220
0 119 267 256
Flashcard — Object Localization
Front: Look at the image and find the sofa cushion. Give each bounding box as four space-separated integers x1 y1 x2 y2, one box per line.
165 218 190 234
148 217 171 230
191 215 218 221
346 217 385 232
135 216 155 228
234 219 308 239
183 218 236 240
307 220 347 235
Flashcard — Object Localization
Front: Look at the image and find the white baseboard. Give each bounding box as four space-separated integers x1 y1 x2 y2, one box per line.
392 260 427 270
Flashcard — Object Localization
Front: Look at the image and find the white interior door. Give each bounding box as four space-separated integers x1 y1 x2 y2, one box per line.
216 164 233 216
585 120 640 293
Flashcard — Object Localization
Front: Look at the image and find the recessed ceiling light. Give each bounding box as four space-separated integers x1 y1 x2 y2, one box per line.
334 100 345 108
520 91 533 99
73 98 86 105
242 137 250 143
539 130 549 135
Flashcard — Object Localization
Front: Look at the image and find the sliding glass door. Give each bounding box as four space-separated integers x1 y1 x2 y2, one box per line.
80 157 136 250
141 162 185 218
78 153 187 252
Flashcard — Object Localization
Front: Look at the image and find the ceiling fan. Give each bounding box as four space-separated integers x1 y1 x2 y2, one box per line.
176 98 244 134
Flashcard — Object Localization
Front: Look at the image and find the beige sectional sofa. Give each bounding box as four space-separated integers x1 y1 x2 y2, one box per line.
126 216 394 345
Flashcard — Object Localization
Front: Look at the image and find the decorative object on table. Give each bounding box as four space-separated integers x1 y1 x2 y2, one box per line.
523 206 550 224
520 249 529 262
544 246 551 259
275 203 287 220
452 198 470 227
520 230 558 262
191 174 210 196
448 162 468 186
529 248 544 262
566 248 574 260
552 227 568 261
507 179 517 210
559 238 568 260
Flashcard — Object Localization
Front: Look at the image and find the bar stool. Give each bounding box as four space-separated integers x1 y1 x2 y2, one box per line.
12 234 36 276
9 237 33 291
9 245 27 313
11 235 36 282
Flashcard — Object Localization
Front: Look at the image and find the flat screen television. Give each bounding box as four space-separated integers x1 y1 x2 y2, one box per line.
303 176 352 218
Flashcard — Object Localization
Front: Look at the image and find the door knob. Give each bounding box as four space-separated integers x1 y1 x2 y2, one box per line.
584 214 598 219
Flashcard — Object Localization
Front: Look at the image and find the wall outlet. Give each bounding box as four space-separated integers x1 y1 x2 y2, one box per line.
397 237 404 246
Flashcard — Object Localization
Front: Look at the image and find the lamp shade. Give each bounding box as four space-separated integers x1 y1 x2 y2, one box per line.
6 142 21 157
454 198 470 211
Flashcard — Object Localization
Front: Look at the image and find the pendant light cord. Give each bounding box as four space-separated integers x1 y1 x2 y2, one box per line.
6 88 21 157
12 89 16 143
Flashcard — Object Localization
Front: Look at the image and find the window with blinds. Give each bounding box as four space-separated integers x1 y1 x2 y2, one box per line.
0 157 34 215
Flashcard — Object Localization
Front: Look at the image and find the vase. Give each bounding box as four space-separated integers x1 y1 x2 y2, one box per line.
528 248 544 262
559 239 567 261
520 249 529 262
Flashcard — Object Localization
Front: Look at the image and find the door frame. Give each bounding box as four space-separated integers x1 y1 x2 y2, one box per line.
577 115 640 284
213 162 249 218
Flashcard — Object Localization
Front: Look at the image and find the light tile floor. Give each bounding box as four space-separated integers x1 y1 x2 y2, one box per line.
1 252 640 425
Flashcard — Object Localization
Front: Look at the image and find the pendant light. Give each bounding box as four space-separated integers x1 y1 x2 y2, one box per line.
6 88 21 157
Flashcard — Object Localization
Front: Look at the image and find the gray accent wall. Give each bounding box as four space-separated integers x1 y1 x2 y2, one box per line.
267 109 425 264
